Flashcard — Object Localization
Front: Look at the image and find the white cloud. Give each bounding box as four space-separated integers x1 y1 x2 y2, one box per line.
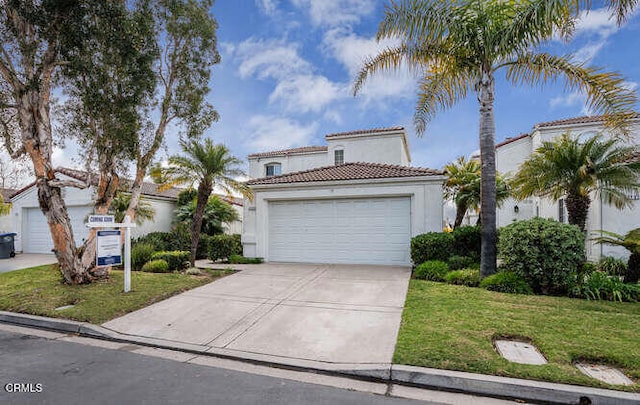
290 0 376 27
256 0 279 15
623 80 638 90
323 28 417 101
549 91 592 115
243 115 318 151
235 38 311 80
269 75 344 113
574 8 618 38
573 41 606 63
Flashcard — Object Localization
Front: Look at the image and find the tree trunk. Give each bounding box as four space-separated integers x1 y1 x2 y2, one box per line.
18 89 97 283
190 182 212 266
477 69 497 278
565 193 590 232
453 202 467 228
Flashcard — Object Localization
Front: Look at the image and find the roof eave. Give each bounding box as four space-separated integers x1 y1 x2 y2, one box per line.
249 174 446 190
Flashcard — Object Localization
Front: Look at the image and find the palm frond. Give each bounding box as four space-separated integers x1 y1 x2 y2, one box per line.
503 52 637 133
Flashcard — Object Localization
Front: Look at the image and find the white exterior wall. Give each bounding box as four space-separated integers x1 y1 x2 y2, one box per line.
10 177 176 252
0 206 13 234
132 198 176 238
223 204 243 235
495 136 534 227
248 152 327 179
242 176 444 260
326 134 410 166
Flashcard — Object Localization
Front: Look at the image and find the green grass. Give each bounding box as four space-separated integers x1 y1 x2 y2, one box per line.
395 280 640 391
0 265 233 324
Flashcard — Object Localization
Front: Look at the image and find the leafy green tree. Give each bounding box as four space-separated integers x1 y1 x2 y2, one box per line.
511 133 640 232
353 0 636 277
444 156 509 228
0 1 156 283
162 139 252 265
109 193 156 226
124 0 220 223
593 228 640 283
175 195 239 236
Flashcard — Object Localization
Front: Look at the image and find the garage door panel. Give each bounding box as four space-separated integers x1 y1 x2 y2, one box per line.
268 197 410 265
24 206 92 254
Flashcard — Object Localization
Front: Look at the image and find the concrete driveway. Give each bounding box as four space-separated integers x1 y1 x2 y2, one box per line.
0 253 57 273
102 263 411 366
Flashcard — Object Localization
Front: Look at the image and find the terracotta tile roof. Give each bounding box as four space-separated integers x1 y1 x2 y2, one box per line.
0 188 17 201
495 133 530 148
324 126 405 138
534 114 639 128
248 162 442 185
12 167 181 200
248 146 327 159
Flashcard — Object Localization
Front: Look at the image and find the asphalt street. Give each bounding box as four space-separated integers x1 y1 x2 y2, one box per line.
0 328 429 405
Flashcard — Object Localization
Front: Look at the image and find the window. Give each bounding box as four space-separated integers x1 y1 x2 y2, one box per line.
265 163 281 177
334 149 344 165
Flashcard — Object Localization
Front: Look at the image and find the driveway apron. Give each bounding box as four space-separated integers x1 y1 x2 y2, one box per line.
102 263 411 365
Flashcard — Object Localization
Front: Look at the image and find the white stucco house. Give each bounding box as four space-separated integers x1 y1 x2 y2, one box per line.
8 167 243 254
493 115 640 261
0 188 17 234
242 127 445 266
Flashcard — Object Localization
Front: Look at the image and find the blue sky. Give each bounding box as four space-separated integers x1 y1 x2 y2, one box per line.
186 0 640 172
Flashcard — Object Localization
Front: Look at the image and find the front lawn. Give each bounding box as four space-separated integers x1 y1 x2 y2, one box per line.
0 265 232 324
395 280 640 391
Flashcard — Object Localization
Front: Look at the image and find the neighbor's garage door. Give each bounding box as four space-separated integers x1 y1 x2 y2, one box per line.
268 197 411 265
23 206 92 254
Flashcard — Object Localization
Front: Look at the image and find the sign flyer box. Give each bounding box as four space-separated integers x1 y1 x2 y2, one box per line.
97 230 122 267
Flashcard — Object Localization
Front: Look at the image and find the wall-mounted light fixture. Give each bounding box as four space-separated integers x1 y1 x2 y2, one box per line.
514 205 519 214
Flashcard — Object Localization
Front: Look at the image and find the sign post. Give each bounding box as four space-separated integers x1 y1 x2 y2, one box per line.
87 215 136 293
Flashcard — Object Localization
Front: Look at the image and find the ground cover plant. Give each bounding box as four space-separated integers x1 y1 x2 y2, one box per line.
395 280 640 391
0 265 232 324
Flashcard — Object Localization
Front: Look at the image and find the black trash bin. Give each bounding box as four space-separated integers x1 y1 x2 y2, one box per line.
0 233 16 259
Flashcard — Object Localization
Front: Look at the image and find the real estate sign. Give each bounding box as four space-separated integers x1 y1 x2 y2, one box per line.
96 230 122 267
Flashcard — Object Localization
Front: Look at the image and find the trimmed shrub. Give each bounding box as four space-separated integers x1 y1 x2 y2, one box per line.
411 232 454 264
444 269 480 287
498 218 585 295
231 234 242 256
447 255 476 270
141 259 170 273
208 234 236 262
596 256 627 277
452 225 481 259
626 252 640 284
572 271 640 302
480 271 533 295
131 243 155 271
151 251 190 271
229 254 263 264
197 234 212 260
134 232 172 251
414 260 449 281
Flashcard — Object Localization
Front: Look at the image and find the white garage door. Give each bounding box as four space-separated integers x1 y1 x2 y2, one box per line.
23 206 92 254
268 197 411 265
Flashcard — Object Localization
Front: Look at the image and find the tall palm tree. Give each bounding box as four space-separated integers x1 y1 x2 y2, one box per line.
593 228 640 283
162 138 252 265
353 0 636 277
511 133 640 232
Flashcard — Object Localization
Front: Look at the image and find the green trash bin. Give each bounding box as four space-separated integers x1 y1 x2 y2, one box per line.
0 233 16 259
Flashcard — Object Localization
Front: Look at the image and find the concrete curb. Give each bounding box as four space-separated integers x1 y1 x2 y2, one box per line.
1 311 638 405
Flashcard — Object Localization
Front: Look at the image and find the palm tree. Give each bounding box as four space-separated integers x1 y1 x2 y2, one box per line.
593 228 640 283
353 0 636 277
175 195 239 236
109 192 155 225
162 138 252 265
444 157 510 228
512 133 640 232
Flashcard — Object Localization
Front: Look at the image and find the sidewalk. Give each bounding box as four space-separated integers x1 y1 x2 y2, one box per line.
1 310 638 405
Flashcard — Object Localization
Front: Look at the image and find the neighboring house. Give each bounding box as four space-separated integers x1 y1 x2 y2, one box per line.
219 195 243 235
493 115 640 261
0 188 17 233
9 168 180 254
243 127 445 266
